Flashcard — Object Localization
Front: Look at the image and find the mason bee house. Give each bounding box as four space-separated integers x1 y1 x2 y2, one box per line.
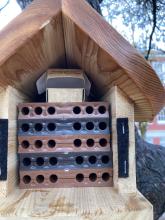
0 0 164 219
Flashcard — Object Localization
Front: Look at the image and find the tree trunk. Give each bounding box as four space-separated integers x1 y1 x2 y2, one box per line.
16 0 165 219
136 128 165 220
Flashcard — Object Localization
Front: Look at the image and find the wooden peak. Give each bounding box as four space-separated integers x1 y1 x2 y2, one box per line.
0 0 164 121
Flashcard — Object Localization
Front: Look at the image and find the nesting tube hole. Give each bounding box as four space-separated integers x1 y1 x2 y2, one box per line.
23 158 31 166
34 107 42 115
36 157 44 166
75 156 84 165
21 124 30 132
89 173 97 182
50 174 58 183
88 156 97 164
48 140 56 148
47 123 56 131
73 106 81 114
74 139 82 147
99 138 108 147
99 122 107 130
21 107 29 115
36 175 44 183
49 157 58 166
98 106 106 114
47 107 56 115
102 173 110 182
21 140 30 149
73 122 81 130
23 175 31 184
34 123 43 132
86 122 94 130
86 106 94 114
86 139 94 147
101 155 110 164
76 174 84 182
35 140 43 148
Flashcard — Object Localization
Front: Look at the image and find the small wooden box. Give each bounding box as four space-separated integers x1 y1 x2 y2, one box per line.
46 69 85 102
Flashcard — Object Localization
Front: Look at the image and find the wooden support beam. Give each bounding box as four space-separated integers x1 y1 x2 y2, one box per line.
103 86 136 193
0 86 29 198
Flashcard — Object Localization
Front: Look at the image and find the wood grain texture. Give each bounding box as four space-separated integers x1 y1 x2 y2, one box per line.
0 0 65 97
47 88 84 102
0 188 153 220
62 0 165 121
0 87 29 198
103 86 136 193
0 0 164 121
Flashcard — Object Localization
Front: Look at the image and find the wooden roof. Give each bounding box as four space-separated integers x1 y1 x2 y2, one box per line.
0 0 164 121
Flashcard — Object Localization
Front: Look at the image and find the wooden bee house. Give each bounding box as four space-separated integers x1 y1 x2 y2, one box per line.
0 0 164 219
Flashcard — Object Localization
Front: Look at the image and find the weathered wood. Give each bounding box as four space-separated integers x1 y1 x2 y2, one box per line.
0 0 164 121
0 187 153 219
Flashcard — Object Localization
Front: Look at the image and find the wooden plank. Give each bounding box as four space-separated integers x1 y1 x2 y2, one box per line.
102 86 136 193
0 188 153 219
47 88 84 102
0 87 29 198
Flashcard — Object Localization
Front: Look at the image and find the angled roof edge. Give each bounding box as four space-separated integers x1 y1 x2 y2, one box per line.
0 0 62 66
0 0 164 121
62 0 165 117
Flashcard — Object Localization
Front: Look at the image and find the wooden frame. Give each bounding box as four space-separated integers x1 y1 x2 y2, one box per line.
0 0 164 219
0 85 153 219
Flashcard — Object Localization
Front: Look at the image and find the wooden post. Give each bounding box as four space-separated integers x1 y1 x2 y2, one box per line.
103 86 136 193
0 86 28 198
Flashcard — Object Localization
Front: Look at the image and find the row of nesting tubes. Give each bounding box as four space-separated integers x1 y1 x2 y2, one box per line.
18 102 113 188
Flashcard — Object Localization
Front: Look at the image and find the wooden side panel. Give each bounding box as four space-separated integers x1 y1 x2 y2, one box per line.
103 86 136 193
0 87 29 198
